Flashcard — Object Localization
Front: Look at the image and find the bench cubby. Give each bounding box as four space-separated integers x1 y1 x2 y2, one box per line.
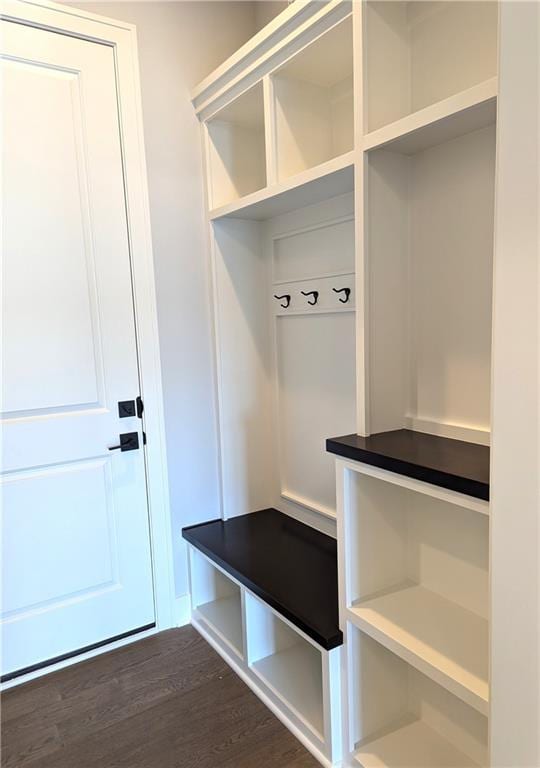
189 548 244 659
183 509 343 766
245 591 325 739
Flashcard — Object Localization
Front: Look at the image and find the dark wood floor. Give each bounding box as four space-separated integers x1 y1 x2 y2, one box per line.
1 627 320 768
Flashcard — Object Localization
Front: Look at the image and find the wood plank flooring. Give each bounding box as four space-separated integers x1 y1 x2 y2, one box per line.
1 627 320 768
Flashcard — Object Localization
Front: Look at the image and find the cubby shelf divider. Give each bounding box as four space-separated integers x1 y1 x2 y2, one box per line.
346 585 489 715
362 77 497 155
209 150 354 221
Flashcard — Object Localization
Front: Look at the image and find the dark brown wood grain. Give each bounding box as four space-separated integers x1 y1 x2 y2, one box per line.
1 627 319 768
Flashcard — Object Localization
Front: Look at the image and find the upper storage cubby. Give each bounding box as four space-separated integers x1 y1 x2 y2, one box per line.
365 121 496 444
272 17 354 181
206 82 266 208
364 1 498 133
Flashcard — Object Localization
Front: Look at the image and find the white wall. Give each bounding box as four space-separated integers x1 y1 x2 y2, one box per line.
68 1 259 604
254 0 288 31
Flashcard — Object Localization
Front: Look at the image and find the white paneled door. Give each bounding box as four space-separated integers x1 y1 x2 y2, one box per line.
1 19 155 678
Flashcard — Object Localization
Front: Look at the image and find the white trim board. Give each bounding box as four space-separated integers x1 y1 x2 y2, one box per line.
175 595 191 628
335 457 489 516
192 0 352 123
1 0 176 680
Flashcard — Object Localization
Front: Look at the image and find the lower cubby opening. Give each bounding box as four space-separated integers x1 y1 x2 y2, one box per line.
345 467 489 713
350 627 488 768
245 592 324 739
190 549 244 659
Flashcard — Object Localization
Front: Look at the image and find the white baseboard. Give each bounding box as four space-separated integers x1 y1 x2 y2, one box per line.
175 594 191 627
404 415 490 445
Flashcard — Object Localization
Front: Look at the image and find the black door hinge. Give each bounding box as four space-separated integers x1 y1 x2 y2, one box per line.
136 395 144 419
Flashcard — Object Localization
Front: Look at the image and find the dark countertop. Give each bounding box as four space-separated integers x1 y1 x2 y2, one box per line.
182 508 342 650
326 429 489 501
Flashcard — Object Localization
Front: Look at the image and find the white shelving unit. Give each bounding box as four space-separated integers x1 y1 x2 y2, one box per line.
358 1 498 445
337 457 490 764
198 2 357 529
187 0 524 765
340 462 490 714
335 3 496 762
187 544 342 767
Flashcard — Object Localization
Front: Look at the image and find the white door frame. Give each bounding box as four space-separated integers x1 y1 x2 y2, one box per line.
1 0 176 684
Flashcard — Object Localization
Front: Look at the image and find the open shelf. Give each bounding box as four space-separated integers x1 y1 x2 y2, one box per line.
342 466 489 714
209 150 354 221
354 718 481 768
206 81 266 208
349 627 488 768
246 592 324 738
364 115 496 443
364 1 498 133
189 548 244 658
348 584 488 715
273 16 353 181
363 78 497 155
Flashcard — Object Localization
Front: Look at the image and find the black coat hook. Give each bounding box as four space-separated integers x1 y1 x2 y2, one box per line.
301 290 319 306
274 294 291 309
333 287 351 304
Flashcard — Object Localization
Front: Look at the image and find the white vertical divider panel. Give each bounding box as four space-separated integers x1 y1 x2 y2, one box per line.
490 2 540 766
323 646 343 764
335 459 348 628
212 218 275 519
365 148 410 435
240 588 249 663
353 0 369 436
263 74 277 187
200 121 228 525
